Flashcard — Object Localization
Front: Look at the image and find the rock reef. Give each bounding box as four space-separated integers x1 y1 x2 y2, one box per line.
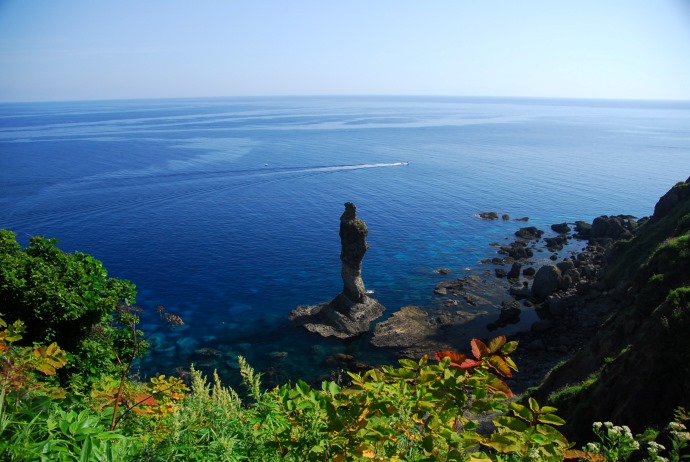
290 202 385 339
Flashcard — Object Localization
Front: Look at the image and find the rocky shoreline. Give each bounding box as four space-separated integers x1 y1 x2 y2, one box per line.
369 212 642 394
288 202 643 394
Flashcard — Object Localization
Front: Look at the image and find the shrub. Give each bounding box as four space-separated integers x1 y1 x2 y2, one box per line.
0 230 140 387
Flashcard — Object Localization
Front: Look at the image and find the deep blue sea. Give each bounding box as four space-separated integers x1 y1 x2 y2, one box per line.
1 96 689 384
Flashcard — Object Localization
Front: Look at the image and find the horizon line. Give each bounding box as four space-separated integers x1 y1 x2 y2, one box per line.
1 93 689 105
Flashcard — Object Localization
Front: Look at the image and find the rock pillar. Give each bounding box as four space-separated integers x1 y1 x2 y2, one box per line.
290 202 385 338
340 202 368 303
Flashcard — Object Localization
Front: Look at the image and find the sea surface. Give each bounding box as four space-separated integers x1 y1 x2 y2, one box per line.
1 96 689 384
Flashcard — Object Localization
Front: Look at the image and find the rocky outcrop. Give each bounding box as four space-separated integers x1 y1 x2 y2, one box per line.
649 176 690 223
498 240 534 260
551 223 571 234
544 235 568 251
574 221 592 238
526 178 690 442
371 305 485 358
290 203 385 338
590 215 637 242
371 306 441 351
507 262 522 280
531 265 562 300
515 226 544 240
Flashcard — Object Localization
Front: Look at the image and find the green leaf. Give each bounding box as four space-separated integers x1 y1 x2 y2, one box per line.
486 375 513 398
79 437 93 462
501 340 519 355
535 424 568 443
509 403 533 422
528 397 540 413
484 434 522 453
487 336 507 354
505 356 518 372
494 416 528 432
488 355 512 378
537 413 566 426
310 445 326 454
296 400 313 411
416 371 438 385
327 381 340 395
399 358 419 370
530 433 547 444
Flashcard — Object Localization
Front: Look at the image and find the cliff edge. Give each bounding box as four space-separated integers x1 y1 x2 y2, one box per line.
531 177 690 441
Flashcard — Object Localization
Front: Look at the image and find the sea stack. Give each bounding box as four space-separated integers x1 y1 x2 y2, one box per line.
290 202 385 338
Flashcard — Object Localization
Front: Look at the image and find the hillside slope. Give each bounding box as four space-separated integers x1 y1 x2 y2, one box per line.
531 177 690 442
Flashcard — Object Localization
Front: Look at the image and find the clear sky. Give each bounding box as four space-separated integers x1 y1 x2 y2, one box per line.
1 0 689 102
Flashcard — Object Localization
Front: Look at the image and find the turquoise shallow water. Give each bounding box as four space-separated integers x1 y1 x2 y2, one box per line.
1 96 689 384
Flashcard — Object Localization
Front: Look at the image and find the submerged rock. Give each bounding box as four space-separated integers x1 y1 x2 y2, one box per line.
371 306 438 349
290 202 385 338
499 240 534 260
371 305 483 357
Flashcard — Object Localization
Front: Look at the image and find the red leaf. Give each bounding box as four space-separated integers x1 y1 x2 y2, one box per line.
134 393 157 406
435 351 468 368
565 449 594 460
459 358 482 369
470 338 490 359
487 336 507 354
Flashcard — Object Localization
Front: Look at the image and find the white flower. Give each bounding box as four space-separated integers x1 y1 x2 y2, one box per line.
604 421 614 428
668 421 686 432
528 448 540 459
648 441 665 453
672 431 690 441
593 422 603 430
586 442 599 452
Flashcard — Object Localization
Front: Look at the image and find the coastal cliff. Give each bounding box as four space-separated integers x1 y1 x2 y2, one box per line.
530 177 690 441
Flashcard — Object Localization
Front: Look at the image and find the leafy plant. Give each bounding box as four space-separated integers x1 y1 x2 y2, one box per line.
136 335 582 461
0 230 138 387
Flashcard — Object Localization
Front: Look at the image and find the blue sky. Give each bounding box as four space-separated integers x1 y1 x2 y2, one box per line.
1 0 689 102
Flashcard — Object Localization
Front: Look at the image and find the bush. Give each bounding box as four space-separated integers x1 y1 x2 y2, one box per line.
0 230 140 387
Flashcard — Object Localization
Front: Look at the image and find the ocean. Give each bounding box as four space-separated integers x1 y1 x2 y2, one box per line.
1 96 689 384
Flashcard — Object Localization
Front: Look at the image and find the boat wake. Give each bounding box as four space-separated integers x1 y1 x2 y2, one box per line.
2 162 410 228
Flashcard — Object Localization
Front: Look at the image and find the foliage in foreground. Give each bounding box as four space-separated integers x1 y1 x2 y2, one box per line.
2 311 690 461
0 229 141 388
2 228 689 460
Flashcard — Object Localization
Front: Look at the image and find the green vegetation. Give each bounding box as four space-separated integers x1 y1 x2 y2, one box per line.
547 372 600 406
3 309 689 461
0 230 141 389
603 179 690 288
533 178 690 444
